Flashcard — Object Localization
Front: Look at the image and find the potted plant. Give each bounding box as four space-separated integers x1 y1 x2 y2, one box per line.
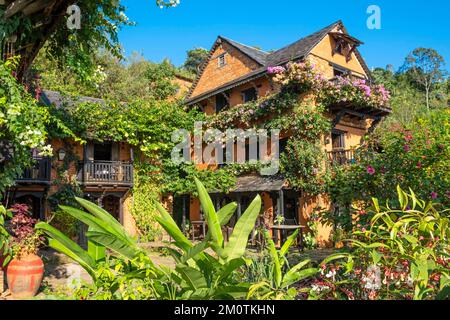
6 204 45 299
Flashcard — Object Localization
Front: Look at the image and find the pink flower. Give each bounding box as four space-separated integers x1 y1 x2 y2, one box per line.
431 192 438 200
267 66 286 74
367 166 375 175
403 145 410 152
416 161 422 169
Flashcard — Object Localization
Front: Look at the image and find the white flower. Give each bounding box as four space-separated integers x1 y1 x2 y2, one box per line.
362 265 382 291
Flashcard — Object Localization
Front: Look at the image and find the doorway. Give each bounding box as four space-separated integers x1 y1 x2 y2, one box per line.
102 195 121 222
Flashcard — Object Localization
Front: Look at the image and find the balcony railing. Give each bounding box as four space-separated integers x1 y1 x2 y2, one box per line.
17 157 51 184
79 161 134 187
328 149 356 165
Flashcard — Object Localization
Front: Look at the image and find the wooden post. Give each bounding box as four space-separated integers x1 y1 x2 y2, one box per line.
237 195 242 219
182 196 187 234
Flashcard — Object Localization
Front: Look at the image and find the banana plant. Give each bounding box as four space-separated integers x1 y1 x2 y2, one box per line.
36 197 145 279
247 230 318 300
154 177 263 299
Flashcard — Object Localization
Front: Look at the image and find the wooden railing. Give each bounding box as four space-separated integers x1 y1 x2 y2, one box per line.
17 157 51 184
79 161 134 186
328 149 356 165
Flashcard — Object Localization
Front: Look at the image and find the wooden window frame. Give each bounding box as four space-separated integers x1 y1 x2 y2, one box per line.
218 53 227 68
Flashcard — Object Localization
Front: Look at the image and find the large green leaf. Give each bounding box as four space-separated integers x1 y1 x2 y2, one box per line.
265 231 282 288
59 205 129 243
180 241 210 264
75 197 132 242
218 203 237 226
87 238 106 263
279 229 300 260
218 258 246 282
223 195 261 261
86 230 141 261
282 268 318 288
176 265 208 290
36 222 96 278
155 202 193 252
194 177 223 247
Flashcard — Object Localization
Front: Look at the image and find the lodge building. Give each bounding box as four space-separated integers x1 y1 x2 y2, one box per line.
173 21 390 246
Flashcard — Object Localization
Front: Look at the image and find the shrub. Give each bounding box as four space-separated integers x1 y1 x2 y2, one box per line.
313 187 449 300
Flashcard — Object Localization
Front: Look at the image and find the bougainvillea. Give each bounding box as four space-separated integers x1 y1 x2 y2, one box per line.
329 108 449 227
207 61 390 194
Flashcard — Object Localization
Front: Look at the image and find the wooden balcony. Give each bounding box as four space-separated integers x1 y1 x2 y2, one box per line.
78 161 134 187
328 149 356 165
17 157 51 184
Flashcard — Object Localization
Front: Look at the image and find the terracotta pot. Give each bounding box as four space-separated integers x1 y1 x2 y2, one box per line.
7 254 44 299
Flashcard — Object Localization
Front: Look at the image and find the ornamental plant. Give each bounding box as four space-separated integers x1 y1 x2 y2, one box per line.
329 108 449 231
36 178 263 300
311 187 449 300
0 58 53 195
9 204 44 259
245 230 318 300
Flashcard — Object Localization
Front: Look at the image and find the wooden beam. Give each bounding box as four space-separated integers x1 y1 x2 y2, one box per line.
4 0 34 18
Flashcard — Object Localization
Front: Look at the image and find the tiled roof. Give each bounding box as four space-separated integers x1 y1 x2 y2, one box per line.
265 21 341 66
220 37 269 66
40 90 105 108
186 20 365 104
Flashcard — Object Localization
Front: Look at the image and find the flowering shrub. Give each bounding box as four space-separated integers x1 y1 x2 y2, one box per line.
0 58 52 195
329 108 449 227
311 188 449 300
272 61 391 109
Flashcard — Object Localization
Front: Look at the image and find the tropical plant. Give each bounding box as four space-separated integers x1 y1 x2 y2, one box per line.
246 230 318 300
314 187 450 300
37 178 262 300
329 108 450 231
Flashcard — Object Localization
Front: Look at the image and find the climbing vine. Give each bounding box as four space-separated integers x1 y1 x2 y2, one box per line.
0 58 52 195
205 61 390 194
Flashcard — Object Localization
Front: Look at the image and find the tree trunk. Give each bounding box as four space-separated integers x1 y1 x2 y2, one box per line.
13 0 72 81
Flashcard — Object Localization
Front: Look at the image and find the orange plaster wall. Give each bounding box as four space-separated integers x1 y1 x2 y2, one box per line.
123 193 138 238
308 26 368 79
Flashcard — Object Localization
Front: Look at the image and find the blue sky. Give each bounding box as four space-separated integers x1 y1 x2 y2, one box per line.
119 0 450 71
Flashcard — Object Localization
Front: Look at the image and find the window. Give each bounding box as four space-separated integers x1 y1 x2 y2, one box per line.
215 93 229 113
331 130 346 150
242 87 258 103
333 68 346 78
218 54 226 68
94 143 112 161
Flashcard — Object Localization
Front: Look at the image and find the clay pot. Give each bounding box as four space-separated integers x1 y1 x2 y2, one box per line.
7 254 44 299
